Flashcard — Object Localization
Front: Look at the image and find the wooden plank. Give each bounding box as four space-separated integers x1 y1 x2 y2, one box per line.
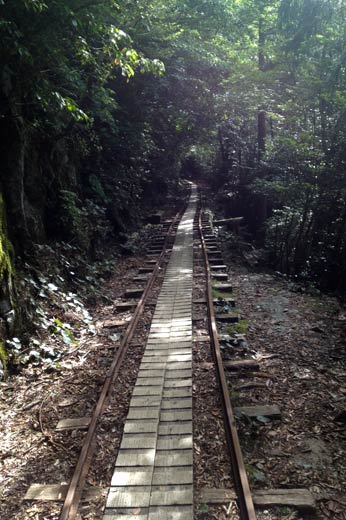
125 288 143 298
212 273 228 280
24 484 70 501
224 359 259 371
198 488 236 504
198 488 315 511
57 395 85 408
133 275 149 282
213 284 232 292
234 405 281 419
103 319 127 328
115 302 136 311
215 313 239 323
193 335 210 343
24 484 101 502
210 265 227 271
253 488 316 510
214 217 244 225
194 298 235 306
56 417 91 431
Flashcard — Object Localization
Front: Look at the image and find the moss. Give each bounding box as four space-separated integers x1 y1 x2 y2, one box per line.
59 190 90 249
0 194 16 367
212 287 233 299
230 389 240 405
0 193 14 279
0 340 7 371
227 319 249 335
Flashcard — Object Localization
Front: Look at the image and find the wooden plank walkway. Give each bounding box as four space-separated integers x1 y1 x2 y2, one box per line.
103 186 197 520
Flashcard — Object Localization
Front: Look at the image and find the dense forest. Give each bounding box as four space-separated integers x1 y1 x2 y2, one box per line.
1 0 346 364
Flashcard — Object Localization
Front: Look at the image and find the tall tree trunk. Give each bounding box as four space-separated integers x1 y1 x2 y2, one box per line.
258 18 266 161
255 17 267 229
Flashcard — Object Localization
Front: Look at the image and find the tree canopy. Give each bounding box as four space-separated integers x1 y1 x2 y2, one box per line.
1 0 346 295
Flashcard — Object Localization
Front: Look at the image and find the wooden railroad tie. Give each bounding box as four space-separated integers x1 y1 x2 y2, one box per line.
198 488 316 512
115 302 137 311
224 359 259 371
193 335 210 342
215 313 239 323
146 249 162 254
209 258 224 265
210 264 227 271
55 417 91 431
213 284 233 292
213 216 244 226
24 484 102 502
212 273 229 281
125 288 143 298
103 319 127 328
234 405 281 420
193 298 235 306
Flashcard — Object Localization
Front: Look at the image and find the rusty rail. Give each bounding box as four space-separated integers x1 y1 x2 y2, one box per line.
197 195 257 520
60 208 185 520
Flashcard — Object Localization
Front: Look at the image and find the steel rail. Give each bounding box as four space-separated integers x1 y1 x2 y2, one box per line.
60 208 185 520
197 193 257 520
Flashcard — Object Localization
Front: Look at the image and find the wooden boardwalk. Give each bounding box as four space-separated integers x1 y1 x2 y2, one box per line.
103 186 197 520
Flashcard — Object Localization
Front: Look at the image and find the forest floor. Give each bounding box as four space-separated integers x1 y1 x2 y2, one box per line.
0 225 346 519
223 250 346 520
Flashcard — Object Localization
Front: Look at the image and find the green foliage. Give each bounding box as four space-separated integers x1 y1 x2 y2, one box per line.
89 175 108 204
245 464 267 484
227 320 249 335
50 318 77 346
212 287 233 299
1 0 346 297
58 190 89 249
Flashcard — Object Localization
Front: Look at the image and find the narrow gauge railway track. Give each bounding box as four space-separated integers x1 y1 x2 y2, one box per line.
24 199 187 520
23 184 315 520
196 195 256 520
